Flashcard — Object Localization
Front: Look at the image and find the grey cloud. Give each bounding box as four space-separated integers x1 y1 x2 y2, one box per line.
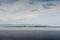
0 0 59 13
0 0 20 4
42 3 56 9
32 9 39 12
28 0 60 4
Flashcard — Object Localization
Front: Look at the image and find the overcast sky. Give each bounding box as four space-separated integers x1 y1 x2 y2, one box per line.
0 0 60 26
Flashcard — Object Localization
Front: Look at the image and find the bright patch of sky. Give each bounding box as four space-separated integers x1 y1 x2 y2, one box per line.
0 0 60 26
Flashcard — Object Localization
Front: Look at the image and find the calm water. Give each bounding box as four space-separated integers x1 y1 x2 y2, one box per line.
0 28 60 40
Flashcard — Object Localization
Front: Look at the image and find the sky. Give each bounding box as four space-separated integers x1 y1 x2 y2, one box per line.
0 0 60 26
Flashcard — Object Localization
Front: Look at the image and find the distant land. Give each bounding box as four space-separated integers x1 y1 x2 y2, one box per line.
0 24 47 26
0 24 60 28
0 24 48 27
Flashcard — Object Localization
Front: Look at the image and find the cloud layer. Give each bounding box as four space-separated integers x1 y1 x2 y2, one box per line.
0 0 60 26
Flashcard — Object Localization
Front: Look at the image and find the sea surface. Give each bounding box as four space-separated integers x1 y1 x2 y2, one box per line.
0 28 60 40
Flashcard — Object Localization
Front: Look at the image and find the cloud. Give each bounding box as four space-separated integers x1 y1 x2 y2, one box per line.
0 10 44 22
0 0 25 12
0 0 59 12
42 3 56 9
28 0 60 4
0 0 60 25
